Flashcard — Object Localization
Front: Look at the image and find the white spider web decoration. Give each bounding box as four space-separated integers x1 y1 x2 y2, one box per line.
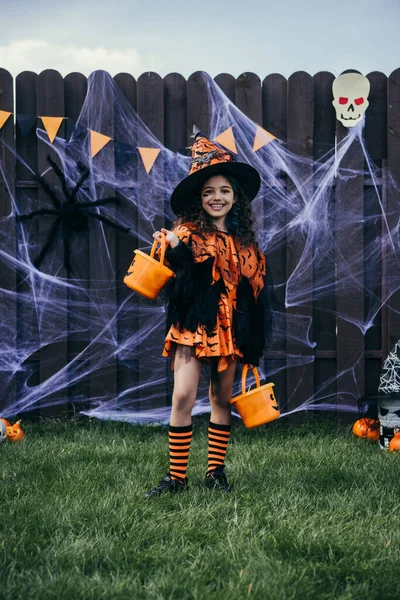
378 340 400 394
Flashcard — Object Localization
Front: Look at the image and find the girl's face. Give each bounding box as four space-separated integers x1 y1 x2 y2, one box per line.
200 175 236 225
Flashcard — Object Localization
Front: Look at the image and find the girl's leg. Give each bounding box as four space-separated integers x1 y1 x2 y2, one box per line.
206 360 236 488
170 344 202 426
168 345 202 482
209 359 236 425
145 345 202 497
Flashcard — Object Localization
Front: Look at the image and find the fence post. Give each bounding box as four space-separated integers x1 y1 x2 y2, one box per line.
262 73 288 408
286 71 314 417
387 69 400 352
0 68 16 414
36 69 68 418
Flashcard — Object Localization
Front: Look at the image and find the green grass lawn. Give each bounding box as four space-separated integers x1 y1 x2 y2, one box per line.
1 416 400 600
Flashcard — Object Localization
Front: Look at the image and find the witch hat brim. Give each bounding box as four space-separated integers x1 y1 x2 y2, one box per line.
171 161 261 216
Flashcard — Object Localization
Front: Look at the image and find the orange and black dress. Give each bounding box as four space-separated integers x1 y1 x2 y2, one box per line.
162 223 269 372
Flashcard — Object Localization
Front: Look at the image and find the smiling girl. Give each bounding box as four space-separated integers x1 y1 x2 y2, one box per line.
145 131 271 497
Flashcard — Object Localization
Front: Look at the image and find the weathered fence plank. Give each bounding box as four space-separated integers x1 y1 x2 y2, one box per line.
236 73 262 124
36 69 67 417
15 71 39 413
164 73 187 154
335 98 365 414
387 69 400 352
286 71 314 415
312 71 337 409
64 72 90 413
187 71 210 136
113 73 140 410
163 72 188 404
137 72 166 410
364 72 388 395
85 72 118 414
262 73 288 405
215 73 236 103
0 69 16 413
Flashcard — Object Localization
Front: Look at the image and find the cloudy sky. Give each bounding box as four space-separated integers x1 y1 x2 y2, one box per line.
1 0 399 79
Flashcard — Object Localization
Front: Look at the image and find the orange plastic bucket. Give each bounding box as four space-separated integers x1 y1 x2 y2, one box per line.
123 234 175 300
230 364 280 428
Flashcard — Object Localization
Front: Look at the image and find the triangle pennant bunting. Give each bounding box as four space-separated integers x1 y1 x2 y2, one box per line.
0 110 12 129
90 130 112 158
253 125 276 151
40 116 64 143
214 127 237 154
137 147 161 174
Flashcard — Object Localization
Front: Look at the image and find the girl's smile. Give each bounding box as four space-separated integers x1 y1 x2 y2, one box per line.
201 175 236 227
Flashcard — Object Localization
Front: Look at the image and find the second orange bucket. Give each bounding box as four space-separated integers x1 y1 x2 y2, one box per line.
123 234 175 300
231 365 280 428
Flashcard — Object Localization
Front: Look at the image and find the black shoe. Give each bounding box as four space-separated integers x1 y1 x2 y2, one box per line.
205 465 232 492
144 473 189 498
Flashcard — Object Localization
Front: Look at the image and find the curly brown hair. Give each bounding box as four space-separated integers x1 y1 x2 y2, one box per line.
174 173 257 247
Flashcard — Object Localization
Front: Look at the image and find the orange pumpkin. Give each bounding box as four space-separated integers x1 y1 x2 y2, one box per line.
6 420 25 442
389 431 400 452
0 418 11 428
352 418 380 440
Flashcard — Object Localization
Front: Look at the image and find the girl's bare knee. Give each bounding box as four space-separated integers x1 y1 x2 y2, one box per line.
172 391 196 414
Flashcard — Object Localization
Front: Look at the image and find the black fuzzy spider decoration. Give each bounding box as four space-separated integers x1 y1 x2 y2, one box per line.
16 156 130 272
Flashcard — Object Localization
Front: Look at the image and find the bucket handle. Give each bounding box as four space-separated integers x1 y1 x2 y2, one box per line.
241 364 261 395
149 233 167 265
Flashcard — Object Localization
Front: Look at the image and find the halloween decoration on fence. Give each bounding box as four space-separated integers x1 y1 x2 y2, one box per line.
332 72 370 128
352 418 380 441
16 156 130 272
0 69 399 424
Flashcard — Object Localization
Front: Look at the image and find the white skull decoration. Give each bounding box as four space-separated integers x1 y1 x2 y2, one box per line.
0 420 6 444
332 73 370 127
379 398 400 449
377 340 400 449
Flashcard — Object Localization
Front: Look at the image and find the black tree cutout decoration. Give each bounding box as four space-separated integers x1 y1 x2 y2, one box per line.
16 156 130 272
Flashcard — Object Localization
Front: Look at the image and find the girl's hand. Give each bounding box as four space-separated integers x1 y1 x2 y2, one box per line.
153 228 180 249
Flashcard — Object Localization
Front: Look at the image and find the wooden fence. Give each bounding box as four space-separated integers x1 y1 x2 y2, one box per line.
0 68 400 420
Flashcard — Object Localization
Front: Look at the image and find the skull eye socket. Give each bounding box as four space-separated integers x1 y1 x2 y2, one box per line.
395 410 400 418
354 97 364 106
380 407 389 416
339 97 348 105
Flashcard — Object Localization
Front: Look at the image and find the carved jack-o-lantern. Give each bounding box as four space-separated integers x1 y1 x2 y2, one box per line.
332 73 370 127
352 418 380 440
6 420 25 442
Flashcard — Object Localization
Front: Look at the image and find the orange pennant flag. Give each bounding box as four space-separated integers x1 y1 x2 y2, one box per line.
137 147 161 174
90 130 112 158
214 127 237 154
0 110 12 129
40 116 64 143
253 125 276 151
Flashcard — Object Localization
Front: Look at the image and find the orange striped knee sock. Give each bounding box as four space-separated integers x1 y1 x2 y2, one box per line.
169 424 192 482
207 422 231 473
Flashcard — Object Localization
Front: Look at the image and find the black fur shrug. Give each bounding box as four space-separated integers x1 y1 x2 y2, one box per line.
164 238 275 366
